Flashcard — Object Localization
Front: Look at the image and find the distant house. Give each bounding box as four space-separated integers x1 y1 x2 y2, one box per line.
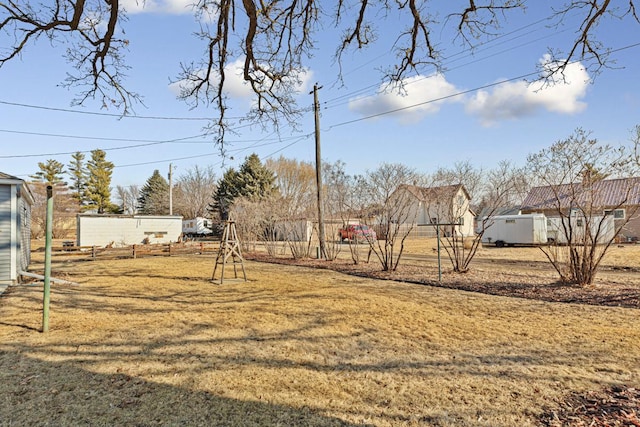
400 184 476 237
521 177 640 241
77 214 183 247
0 172 33 285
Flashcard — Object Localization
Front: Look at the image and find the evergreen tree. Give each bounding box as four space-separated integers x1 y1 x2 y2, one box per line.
85 149 116 214
211 168 240 220
138 170 170 215
30 159 66 184
68 151 88 205
211 154 276 220
237 154 278 199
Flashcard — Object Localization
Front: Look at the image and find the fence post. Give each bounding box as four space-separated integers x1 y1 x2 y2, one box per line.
169 243 173 257
92 246 96 260
42 185 53 333
132 244 137 259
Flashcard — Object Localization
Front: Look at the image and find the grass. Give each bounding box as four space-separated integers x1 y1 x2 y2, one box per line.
1 251 639 426
399 237 640 267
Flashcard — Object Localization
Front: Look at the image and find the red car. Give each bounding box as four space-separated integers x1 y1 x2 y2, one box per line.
338 224 377 242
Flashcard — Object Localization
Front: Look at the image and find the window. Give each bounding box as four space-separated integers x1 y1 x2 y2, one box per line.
604 209 625 219
506 219 516 224
576 219 583 227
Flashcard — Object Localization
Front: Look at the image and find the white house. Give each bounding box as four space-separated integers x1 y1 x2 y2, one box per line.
400 184 476 237
0 172 33 285
77 214 183 247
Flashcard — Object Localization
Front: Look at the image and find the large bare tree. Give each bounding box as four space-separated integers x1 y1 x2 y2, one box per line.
525 128 640 287
2 1 637 143
360 163 422 271
115 184 140 215
29 181 78 239
173 165 217 219
265 156 317 258
428 160 529 273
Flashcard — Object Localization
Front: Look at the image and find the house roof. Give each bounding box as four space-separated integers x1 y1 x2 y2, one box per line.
401 183 470 203
0 171 23 182
0 172 33 205
522 177 640 211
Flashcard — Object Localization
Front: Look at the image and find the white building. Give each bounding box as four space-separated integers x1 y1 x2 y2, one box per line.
77 214 183 247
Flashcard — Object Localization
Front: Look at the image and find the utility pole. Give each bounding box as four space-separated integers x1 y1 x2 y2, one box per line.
312 83 327 259
168 163 174 215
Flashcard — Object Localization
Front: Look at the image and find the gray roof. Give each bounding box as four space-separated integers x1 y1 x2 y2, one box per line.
0 172 23 181
401 184 469 203
522 177 640 210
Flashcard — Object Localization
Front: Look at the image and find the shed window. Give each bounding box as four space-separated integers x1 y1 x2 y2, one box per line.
604 209 625 219
505 219 516 224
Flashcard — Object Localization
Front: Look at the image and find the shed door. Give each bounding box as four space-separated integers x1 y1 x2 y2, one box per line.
0 186 12 281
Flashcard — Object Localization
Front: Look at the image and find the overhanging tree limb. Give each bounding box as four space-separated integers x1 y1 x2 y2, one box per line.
2 1 637 145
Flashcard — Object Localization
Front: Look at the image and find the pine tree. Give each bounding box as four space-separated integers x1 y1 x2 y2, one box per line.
68 151 88 205
211 154 276 220
138 170 170 215
85 149 116 214
30 159 66 185
237 154 277 200
211 168 240 220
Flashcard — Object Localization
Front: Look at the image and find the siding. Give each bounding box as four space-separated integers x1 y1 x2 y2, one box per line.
19 194 31 271
0 185 11 281
77 215 183 247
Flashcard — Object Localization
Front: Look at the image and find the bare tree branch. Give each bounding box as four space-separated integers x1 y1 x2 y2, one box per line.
0 0 140 114
2 1 639 149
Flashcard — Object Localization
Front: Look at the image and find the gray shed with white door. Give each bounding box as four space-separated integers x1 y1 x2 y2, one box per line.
0 172 33 285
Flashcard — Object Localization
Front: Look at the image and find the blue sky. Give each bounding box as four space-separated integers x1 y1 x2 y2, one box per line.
1 2 639 191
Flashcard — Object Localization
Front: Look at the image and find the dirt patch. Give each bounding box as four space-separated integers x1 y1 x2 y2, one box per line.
541 386 640 426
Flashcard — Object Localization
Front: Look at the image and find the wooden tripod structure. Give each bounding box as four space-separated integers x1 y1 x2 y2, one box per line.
212 220 247 284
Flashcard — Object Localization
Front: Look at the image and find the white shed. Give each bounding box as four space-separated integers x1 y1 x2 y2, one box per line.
77 214 183 247
0 172 33 285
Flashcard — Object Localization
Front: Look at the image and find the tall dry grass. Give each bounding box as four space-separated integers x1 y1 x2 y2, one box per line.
1 255 639 426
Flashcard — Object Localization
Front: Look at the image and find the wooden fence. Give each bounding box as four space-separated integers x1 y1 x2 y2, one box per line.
43 241 219 261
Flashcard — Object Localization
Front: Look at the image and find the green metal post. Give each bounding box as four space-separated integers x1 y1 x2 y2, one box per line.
436 223 442 282
42 185 53 333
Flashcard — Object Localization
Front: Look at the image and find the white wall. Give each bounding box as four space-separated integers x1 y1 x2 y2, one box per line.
77 215 183 247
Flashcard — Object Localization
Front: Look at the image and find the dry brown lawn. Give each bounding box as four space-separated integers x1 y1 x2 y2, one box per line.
400 238 640 268
1 248 640 426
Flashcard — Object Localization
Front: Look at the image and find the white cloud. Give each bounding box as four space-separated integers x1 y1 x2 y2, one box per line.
348 74 464 124
120 0 194 14
465 56 590 126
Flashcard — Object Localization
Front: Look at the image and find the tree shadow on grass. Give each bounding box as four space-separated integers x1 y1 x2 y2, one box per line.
0 349 368 426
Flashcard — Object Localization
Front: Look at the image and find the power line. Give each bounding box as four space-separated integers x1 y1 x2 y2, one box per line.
0 10 560 126
0 121 307 159
115 133 313 171
326 41 640 129
0 131 210 158
321 12 561 108
0 99 232 121
116 152 220 168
